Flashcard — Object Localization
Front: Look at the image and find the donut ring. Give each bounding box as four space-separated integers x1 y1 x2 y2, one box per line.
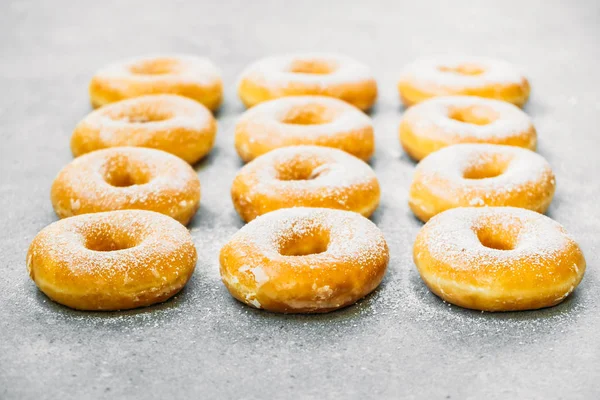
51 147 201 225
238 53 377 111
234 96 374 162
398 57 530 107
90 55 222 111
220 207 389 313
72 94 217 164
413 207 586 311
408 144 555 222
399 96 536 161
231 145 380 222
27 210 197 311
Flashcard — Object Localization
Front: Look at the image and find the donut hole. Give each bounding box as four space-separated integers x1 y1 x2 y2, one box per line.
462 155 509 180
438 63 485 76
129 58 180 75
289 59 337 75
275 159 328 181
83 225 140 252
448 105 499 126
102 156 153 187
280 104 334 125
475 221 521 251
278 228 330 256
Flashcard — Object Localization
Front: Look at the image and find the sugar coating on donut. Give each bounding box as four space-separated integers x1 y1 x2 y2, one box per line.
420 207 573 267
402 96 533 140
27 210 197 310
414 207 585 310
90 94 215 132
399 57 527 88
239 95 372 132
415 144 553 193
52 147 200 224
220 207 389 312
232 145 380 220
239 53 375 87
95 54 222 86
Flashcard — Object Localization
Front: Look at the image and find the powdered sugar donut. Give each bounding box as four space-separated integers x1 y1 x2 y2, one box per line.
238 53 377 110
398 57 530 107
90 55 222 111
27 210 197 311
220 207 389 313
234 96 374 162
51 147 201 225
231 145 380 222
413 207 585 311
72 94 217 164
409 144 555 222
399 96 536 161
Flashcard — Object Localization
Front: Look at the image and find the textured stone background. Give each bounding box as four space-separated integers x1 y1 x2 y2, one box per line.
1 0 599 398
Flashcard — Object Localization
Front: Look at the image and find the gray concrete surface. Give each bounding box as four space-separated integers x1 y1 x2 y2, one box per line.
1 0 599 399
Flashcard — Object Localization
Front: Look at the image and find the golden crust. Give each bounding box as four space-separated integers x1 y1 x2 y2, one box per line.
72 94 217 164
89 55 222 111
398 57 530 107
399 96 537 161
220 208 389 313
231 146 380 222
408 144 555 222
51 147 201 225
27 210 197 311
413 207 586 311
234 96 374 162
238 54 377 110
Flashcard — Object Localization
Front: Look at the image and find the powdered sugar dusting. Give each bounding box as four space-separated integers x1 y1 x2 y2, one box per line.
51 147 200 223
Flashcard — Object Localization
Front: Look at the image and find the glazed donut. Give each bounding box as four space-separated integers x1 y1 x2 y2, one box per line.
220 207 389 313
399 95 536 161
234 95 374 162
413 207 586 311
231 145 380 222
72 94 217 164
408 144 555 222
398 57 530 107
238 53 377 111
51 147 201 225
27 210 197 311
90 55 222 111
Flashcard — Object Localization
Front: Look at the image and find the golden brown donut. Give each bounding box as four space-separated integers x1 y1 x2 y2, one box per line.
51 147 201 225
413 207 586 311
231 145 380 222
408 144 555 222
238 53 377 110
90 55 222 111
399 95 536 161
72 94 217 164
234 95 374 162
398 57 530 107
220 207 389 313
27 210 197 311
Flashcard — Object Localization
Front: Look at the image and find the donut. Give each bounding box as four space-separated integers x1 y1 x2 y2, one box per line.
238 53 377 111
27 210 197 311
89 55 222 111
231 145 380 222
398 57 530 107
220 207 389 313
408 144 555 222
399 95 536 161
234 95 374 162
51 147 201 225
413 207 586 311
71 94 217 164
